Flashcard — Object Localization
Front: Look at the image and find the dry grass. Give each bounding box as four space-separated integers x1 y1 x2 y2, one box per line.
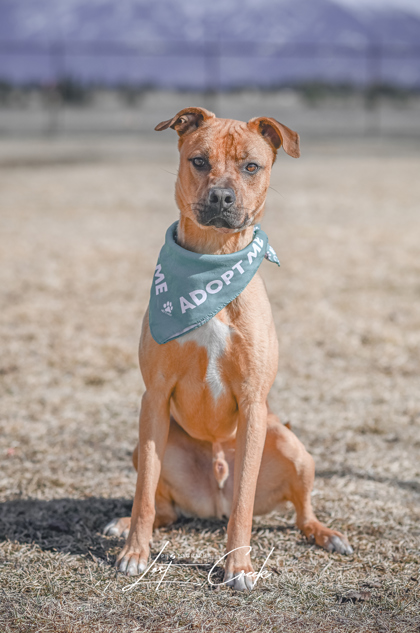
0 136 419 632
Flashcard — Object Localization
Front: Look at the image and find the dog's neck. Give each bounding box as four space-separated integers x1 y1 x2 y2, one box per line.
177 217 255 255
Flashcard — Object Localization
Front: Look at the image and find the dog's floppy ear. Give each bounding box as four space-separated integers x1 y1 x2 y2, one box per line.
247 116 300 158
155 107 215 137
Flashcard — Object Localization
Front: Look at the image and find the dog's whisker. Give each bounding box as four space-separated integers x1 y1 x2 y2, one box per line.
160 168 178 177
268 185 284 198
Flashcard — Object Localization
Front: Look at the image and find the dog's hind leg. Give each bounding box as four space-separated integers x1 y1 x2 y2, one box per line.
153 478 179 528
255 415 353 555
290 453 353 555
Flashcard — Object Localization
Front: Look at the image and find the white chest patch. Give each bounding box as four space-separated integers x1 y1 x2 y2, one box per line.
177 318 231 400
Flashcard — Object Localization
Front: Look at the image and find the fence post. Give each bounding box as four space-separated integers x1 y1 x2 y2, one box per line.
365 43 381 136
204 40 221 115
47 42 65 135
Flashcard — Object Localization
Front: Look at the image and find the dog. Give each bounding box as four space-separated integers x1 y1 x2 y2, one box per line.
104 107 352 591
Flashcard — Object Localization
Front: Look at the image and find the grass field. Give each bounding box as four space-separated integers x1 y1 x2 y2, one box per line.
0 135 419 632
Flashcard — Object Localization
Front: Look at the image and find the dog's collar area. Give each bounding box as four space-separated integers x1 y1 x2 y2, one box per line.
148 221 280 344
172 222 279 266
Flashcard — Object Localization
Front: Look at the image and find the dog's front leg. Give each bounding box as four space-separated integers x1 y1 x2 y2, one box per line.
116 390 170 576
224 401 267 591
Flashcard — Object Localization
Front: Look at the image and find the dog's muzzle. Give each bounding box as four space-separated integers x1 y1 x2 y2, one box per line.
198 187 246 229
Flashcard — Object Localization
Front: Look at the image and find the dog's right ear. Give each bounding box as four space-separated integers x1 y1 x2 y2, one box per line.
155 107 215 137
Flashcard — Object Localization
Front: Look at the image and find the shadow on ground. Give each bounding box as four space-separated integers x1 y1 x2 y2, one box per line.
0 497 133 560
0 497 299 564
317 468 420 494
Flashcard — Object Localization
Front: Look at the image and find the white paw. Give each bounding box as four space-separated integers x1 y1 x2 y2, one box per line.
103 517 130 539
326 534 353 555
117 555 148 576
224 570 254 591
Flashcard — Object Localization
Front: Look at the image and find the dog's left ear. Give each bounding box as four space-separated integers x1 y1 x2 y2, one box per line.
247 117 300 158
155 107 215 137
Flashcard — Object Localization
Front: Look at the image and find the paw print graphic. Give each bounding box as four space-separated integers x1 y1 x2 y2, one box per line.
162 301 173 315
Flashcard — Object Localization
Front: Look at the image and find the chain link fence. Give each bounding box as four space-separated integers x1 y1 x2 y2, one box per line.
1 40 419 137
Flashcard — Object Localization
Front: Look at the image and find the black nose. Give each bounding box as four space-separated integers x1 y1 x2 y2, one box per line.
208 187 236 211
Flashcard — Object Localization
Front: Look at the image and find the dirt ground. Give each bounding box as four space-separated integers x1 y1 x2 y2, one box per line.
0 134 419 632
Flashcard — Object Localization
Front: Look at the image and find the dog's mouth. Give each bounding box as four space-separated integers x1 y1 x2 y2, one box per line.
193 206 250 232
204 215 251 234
205 216 235 229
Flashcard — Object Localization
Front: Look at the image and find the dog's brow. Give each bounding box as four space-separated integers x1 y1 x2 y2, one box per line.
189 149 209 160
237 147 260 161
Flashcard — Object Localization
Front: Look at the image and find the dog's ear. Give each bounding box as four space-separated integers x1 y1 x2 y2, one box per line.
247 116 300 158
155 107 215 137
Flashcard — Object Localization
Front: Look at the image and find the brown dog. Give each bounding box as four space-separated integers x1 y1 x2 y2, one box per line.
104 107 352 590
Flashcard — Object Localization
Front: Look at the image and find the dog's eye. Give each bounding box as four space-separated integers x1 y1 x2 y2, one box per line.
245 163 259 173
191 157 206 169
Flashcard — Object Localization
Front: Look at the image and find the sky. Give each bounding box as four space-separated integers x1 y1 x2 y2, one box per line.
332 0 420 14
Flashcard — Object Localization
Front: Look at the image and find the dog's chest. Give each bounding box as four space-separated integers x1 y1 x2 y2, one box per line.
177 318 231 401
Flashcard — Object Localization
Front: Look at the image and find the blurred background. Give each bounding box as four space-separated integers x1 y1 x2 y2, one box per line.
1 0 420 139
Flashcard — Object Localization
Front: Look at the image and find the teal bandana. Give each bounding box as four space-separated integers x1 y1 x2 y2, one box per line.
149 221 280 344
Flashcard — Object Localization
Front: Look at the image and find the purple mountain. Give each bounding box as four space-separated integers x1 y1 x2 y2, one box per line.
0 0 419 87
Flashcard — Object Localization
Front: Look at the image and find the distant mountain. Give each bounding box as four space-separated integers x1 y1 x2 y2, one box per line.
0 0 419 87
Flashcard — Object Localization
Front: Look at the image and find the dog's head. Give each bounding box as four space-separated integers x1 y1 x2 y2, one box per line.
155 107 300 233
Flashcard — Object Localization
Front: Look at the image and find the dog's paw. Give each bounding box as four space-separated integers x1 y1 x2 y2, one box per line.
103 517 131 539
116 546 149 576
224 568 255 591
223 554 255 592
323 533 353 555
302 520 353 555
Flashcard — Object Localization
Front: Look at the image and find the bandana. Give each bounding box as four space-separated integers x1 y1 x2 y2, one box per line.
149 221 280 344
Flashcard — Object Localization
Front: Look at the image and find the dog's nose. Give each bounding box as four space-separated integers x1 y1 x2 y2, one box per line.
208 187 236 211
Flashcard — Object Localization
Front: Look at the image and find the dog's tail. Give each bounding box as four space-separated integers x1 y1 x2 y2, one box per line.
212 442 229 489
